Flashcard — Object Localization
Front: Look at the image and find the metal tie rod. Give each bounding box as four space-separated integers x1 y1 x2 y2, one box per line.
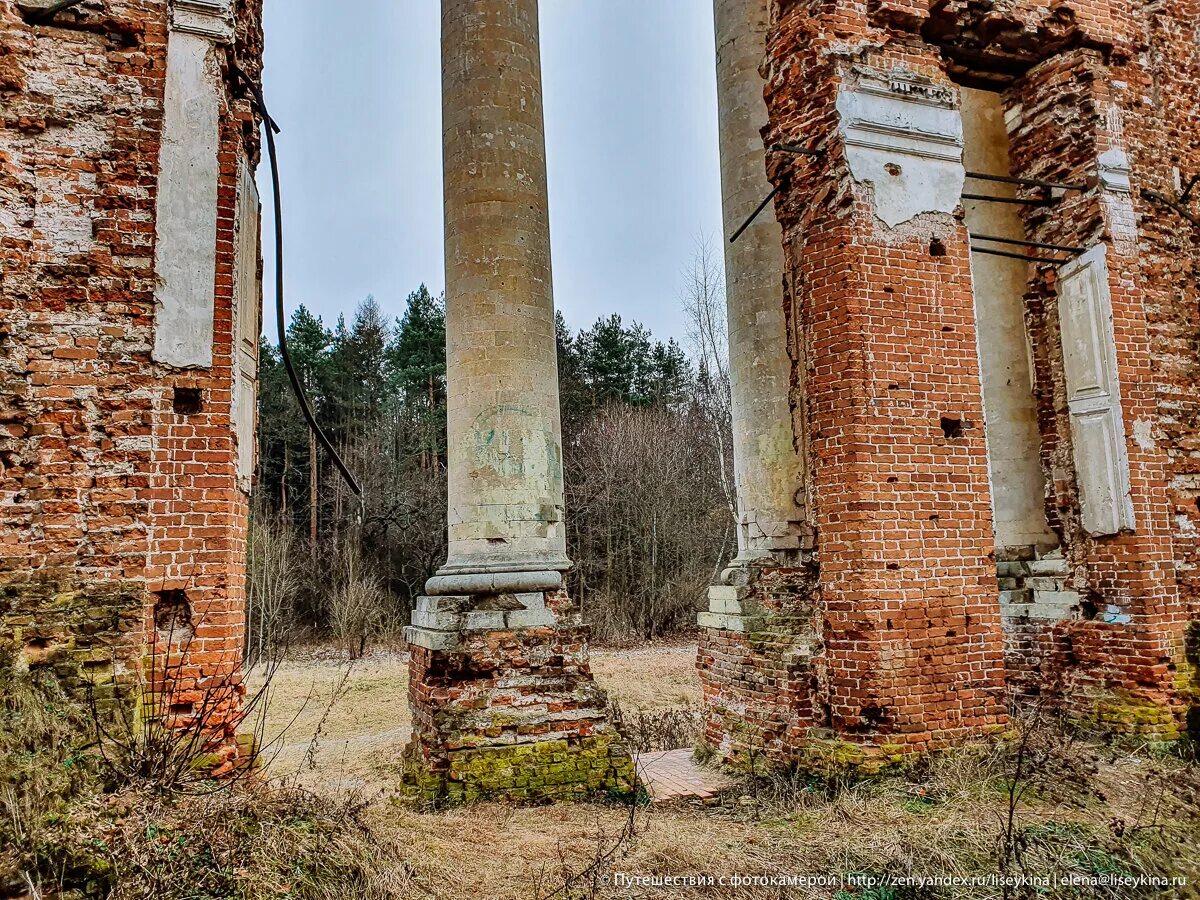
770 143 825 158
970 244 1062 264
970 233 1084 254
966 171 1088 193
729 184 781 244
962 192 1053 207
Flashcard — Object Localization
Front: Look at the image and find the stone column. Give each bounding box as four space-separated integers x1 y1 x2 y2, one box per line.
425 0 569 599
695 0 817 770
401 0 634 804
711 0 807 569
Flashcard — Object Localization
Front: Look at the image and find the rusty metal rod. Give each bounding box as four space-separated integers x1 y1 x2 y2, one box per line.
970 244 1062 264
970 233 1084 254
966 171 1088 193
770 143 824 158
729 184 781 244
1180 173 1200 204
1142 189 1200 228
962 192 1052 207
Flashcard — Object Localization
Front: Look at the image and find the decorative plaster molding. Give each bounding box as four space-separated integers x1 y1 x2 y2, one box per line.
837 71 965 227
1098 148 1132 194
171 0 234 42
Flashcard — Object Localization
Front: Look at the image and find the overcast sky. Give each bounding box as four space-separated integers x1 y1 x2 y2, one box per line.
260 0 724 346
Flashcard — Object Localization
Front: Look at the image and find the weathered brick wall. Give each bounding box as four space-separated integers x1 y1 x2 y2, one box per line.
721 0 1199 760
1137 3 1200 628
1001 36 1189 734
0 0 263 767
759 6 1010 757
696 568 818 768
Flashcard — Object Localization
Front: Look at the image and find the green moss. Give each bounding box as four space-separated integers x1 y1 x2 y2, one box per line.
1088 690 1181 741
0 573 143 702
398 731 637 807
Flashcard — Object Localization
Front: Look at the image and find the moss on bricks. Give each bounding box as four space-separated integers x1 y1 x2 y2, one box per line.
399 732 637 806
0 574 143 701
1088 690 1182 742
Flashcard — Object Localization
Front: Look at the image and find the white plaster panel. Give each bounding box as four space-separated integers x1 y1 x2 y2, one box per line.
1098 147 1138 252
837 74 965 227
233 158 261 488
152 30 222 369
1057 246 1136 536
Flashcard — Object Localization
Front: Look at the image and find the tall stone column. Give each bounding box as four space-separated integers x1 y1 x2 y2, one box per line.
696 0 817 770
402 0 634 804
712 0 807 568
427 0 570 598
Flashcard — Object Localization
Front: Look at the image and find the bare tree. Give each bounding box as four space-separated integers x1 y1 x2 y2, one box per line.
680 235 736 520
566 404 729 641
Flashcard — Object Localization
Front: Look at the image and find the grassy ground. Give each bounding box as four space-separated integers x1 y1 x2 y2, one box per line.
245 644 1200 900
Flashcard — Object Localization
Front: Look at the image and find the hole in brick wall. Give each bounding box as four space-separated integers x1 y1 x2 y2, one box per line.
22 636 57 668
929 237 948 257
154 590 194 643
853 705 893 733
885 162 902 176
886 619 893 629
1194 497 1200 515
886 562 900 570
1080 596 1100 620
941 416 964 438
169 701 195 718
173 387 203 416
887 476 898 483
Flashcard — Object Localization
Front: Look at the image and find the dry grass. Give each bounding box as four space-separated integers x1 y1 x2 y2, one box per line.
245 643 1200 900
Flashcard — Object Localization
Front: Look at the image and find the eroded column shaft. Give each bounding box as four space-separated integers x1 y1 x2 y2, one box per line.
714 0 806 561
432 0 570 594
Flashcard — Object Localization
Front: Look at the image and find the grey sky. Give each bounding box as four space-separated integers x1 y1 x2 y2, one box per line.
260 0 724 346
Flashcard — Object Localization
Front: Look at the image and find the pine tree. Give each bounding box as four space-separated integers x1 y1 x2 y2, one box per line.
390 286 447 467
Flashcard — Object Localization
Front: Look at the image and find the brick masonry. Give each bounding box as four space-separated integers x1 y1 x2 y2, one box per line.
696 0 1200 769
0 0 264 772
401 591 636 804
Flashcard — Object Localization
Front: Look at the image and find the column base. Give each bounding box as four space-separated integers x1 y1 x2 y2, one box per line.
696 565 821 772
401 591 636 805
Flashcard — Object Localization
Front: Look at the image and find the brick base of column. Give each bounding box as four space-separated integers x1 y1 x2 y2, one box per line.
696 566 821 772
400 591 636 805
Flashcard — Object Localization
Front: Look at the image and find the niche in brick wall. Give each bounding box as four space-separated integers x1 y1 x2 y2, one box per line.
172 386 203 416
960 86 1058 556
153 590 194 644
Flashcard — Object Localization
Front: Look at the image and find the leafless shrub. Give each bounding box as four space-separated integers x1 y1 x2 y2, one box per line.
246 506 304 667
326 535 395 659
609 700 703 753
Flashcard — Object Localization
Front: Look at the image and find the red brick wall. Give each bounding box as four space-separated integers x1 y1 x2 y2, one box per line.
719 0 1200 756
1001 41 1189 733
761 16 1009 753
0 0 263 764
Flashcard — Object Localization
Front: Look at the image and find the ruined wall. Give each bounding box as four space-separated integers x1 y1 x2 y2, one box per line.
760 11 1011 758
743 0 1198 748
696 567 819 769
0 0 263 767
